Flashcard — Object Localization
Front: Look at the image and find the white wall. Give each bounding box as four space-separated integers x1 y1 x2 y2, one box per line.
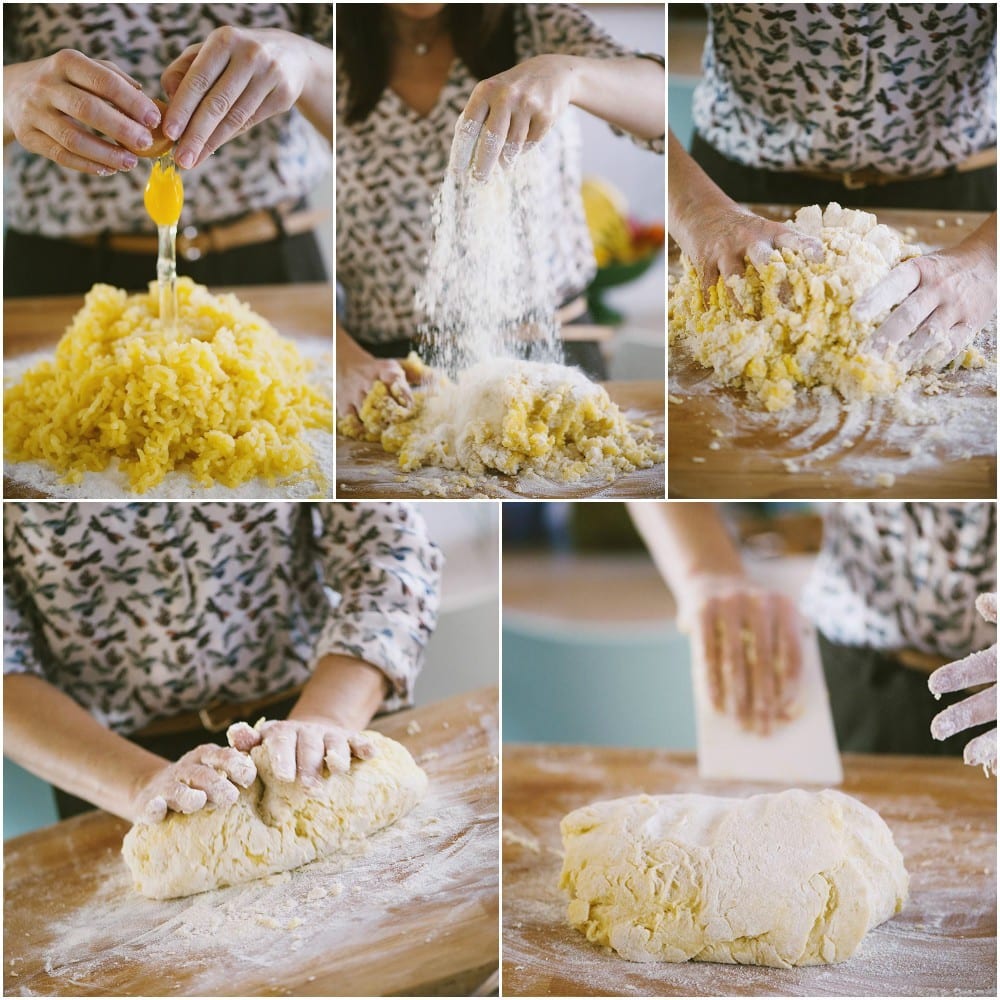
578 3 665 220
413 502 500 705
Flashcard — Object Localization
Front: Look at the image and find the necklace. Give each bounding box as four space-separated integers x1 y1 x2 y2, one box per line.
393 15 444 56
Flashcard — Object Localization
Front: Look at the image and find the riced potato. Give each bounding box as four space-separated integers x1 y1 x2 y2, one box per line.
4 278 330 492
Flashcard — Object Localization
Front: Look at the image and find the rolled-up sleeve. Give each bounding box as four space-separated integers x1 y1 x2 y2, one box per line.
311 503 443 712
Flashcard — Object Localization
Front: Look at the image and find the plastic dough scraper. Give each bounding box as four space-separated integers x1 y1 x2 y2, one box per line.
693 620 843 785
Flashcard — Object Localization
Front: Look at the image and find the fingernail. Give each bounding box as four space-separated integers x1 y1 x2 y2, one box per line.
97 167 116 177
164 120 181 140
176 149 194 169
121 154 138 169
144 110 161 128
135 130 154 149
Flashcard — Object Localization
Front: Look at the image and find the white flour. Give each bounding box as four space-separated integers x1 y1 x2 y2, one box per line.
416 135 562 375
3 342 333 499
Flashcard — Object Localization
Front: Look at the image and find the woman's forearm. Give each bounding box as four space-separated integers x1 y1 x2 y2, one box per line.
668 129 734 239
292 34 333 142
290 654 390 732
3 674 165 822
569 55 664 142
627 502 745 597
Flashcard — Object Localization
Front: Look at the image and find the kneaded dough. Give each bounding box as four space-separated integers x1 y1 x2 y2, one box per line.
560 788 908 968
122 731 427 899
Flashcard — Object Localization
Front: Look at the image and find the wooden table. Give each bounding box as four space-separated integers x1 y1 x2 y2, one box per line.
3 283 333 499
668 207 997 499
4 687 498 998
336 380 665 499
503 744 996 997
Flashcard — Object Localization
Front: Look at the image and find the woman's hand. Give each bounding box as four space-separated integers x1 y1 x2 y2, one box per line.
455 54 577 178
3 51 161 175
853 227 996 371
160 26 310 169
133 744 257 824
680 575 803 735
680 202 823 304
929 593 997 775
227 718 375 787
337 356 413 418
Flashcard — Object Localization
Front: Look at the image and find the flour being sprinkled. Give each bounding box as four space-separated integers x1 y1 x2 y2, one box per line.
416 126 563 374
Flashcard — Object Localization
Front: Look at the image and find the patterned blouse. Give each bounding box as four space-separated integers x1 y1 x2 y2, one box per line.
693 3 997 175
3 503 442 735
336 3 665 345
803 503 997 658
3 3 333 238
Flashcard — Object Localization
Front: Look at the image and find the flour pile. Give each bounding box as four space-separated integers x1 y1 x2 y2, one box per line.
339 354 659 483
416 126 562 373
668 203 985 412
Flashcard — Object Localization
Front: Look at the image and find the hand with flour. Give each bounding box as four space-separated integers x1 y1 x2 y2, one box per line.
928 593 997 776
133 744 257 824
668 131 823 303
681 575 803 736
336 320 413 417
227 718 375 787
853 217 996 372
627 503 802 736
455 52 663 179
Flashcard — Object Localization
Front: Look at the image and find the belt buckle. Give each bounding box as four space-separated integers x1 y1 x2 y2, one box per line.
199 701 235 733
841 171 868 190
179 225 203 261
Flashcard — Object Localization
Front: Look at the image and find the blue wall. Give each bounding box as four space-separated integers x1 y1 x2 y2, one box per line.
503 618 696 749
4 758 58 840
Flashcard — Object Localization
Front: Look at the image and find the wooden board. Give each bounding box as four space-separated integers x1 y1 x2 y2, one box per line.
502 744 996 997
335 380 665 499
668 207 997 499
3 283 334 500
4 687 499 998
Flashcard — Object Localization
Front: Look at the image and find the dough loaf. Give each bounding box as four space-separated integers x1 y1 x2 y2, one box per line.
122 731 427 899
560 788 908 968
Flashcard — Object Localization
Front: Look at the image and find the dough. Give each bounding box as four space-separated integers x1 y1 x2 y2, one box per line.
669 202 983 411
122 731 426 899
560 788 908 968
338 356 660 483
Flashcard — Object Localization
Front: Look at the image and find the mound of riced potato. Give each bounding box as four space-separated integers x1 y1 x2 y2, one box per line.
668 202 983 412
338 354 661 482
4 278 331 492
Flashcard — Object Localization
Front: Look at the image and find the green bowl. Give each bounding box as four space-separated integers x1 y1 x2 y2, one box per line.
587 248 663 324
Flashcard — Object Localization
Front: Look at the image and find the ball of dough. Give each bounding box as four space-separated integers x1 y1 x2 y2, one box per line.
560 788 908 968
122 731 426 899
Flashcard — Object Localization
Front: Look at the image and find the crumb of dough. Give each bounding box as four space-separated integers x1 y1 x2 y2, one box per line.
406 720 422 736
669 203 983 412
875 472 896 488
3 278 330 491
338 354 661 482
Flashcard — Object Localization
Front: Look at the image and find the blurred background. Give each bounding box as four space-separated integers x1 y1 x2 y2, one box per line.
502 501 821 748
577 3 666 381
666 4 707 151
4 501 499 840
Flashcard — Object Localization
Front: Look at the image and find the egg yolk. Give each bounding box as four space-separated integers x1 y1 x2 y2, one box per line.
144 159 184 226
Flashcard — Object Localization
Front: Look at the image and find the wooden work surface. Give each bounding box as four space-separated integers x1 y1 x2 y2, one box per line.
336 380 665 499
668 207 997 499
502 744 997 997
4 687 498 998
3 283 333 500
